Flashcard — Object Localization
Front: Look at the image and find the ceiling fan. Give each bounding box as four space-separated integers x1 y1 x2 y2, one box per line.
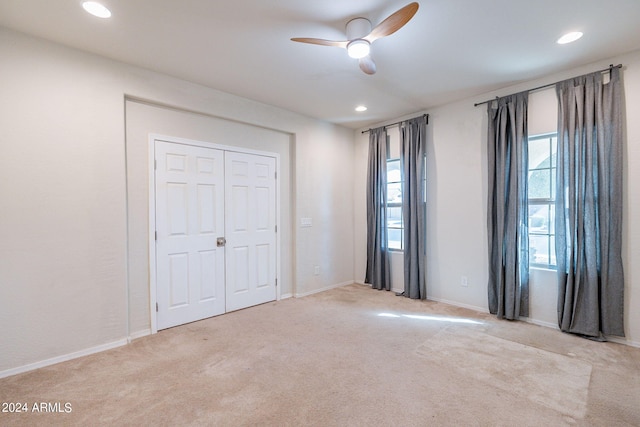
291 2 419 75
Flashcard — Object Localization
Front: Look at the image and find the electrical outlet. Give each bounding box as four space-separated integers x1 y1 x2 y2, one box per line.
314 266 320 276
461 276 468 287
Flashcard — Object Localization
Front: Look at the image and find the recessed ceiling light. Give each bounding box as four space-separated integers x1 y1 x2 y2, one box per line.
355 105 367 112
557 31 583 44
82 1 112 19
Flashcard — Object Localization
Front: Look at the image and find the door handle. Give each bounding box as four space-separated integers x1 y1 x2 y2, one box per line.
217 237 226 247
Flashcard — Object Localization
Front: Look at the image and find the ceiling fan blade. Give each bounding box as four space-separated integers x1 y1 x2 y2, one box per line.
290 38 348 48
364 2 419 43
359 55 377 75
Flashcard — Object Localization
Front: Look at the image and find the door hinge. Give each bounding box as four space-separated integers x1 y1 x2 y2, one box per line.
275 171 277 179
156 302 158 312
154 160 157 170
275 278 277 287
155 231 157 241
275 225 277 233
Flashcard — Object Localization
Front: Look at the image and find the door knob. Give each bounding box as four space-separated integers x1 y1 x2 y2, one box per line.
217 237 226 247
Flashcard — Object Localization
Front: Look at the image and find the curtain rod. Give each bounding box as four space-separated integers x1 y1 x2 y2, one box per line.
473 64 622 107
361 114 429 134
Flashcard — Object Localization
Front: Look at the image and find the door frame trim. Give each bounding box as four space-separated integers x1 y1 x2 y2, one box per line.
148 134 281 334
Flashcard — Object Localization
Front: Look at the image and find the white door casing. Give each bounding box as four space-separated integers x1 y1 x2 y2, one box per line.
155 141 226 330
225 151 277 312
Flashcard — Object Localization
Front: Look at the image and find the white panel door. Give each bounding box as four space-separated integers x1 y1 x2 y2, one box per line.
155 141 225 330
225 152 277 312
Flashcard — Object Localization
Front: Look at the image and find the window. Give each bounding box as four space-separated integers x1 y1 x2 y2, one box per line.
528 133 557 268
387 131 403 250
385 130 426 251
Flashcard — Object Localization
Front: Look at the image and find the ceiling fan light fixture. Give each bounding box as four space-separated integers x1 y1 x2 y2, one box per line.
347 39 370 59
355 105 368 112
82 1 111 19
557 31 583 44
291 3 418 74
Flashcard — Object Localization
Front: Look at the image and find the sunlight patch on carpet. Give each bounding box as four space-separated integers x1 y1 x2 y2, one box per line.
416 328 592 419
377 312 483 324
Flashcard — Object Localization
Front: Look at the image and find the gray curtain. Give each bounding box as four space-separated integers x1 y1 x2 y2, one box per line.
365 127 391 291
487 92 529 319
556 67 625 338
401 117 427 299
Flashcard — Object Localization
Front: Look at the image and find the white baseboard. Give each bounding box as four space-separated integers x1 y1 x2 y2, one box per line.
353 281 404 295
428 296 490 314
606 335 640 348
522 317 559 330
294 280 354 298
0 338 128 379
280 293 293 300
128 329 152 342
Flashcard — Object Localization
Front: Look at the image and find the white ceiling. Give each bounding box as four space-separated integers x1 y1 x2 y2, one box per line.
2 0 640 129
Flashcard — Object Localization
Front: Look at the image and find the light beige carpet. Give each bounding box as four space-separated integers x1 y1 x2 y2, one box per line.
1 283 639 426
416 328 592 419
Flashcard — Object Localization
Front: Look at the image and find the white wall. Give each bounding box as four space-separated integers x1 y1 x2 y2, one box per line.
0 27 354 376
355 50 640 346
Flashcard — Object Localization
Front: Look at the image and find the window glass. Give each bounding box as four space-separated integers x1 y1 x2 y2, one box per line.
528 204 550 233
387 160 401 181
528 137 550 169
387 207 403 226
388 228 402 250
387 183 402 203
529 169 551 199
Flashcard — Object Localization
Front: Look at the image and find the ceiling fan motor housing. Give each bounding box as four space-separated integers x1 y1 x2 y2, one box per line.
346 17 371 40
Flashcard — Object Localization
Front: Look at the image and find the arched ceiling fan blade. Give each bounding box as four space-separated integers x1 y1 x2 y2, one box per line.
290 38 348 48
359 55 377 75
364 2 419 43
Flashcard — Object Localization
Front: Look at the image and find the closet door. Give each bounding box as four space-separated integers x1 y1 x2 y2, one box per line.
155 141 226 330
224 151 277 312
